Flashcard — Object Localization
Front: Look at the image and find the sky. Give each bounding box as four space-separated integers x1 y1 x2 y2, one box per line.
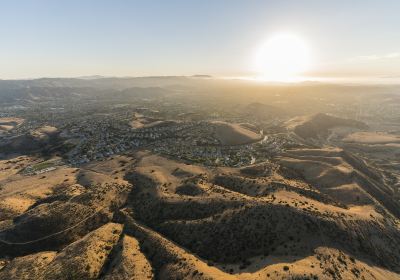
1 0 400 80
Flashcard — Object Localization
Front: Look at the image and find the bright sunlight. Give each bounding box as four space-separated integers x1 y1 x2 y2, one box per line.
254 33 312 81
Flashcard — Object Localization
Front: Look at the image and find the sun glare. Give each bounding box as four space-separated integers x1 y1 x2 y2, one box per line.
255 33 312 81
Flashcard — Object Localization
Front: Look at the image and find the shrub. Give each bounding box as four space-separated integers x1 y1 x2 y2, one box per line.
283 265 290 271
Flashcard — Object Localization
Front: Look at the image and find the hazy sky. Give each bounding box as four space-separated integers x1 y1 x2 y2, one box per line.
1 0 400 80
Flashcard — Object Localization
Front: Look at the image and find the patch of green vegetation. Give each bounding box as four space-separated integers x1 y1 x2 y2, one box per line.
31 161 55 171
21 159 60 175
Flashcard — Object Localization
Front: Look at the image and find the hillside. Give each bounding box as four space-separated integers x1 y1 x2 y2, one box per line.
212 121 262 145
286 113 368 139
1 149 399 279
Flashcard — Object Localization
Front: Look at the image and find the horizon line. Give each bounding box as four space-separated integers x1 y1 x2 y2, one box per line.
1 74 400 86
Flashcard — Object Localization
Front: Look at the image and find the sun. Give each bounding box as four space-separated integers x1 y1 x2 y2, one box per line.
254 33 312 81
